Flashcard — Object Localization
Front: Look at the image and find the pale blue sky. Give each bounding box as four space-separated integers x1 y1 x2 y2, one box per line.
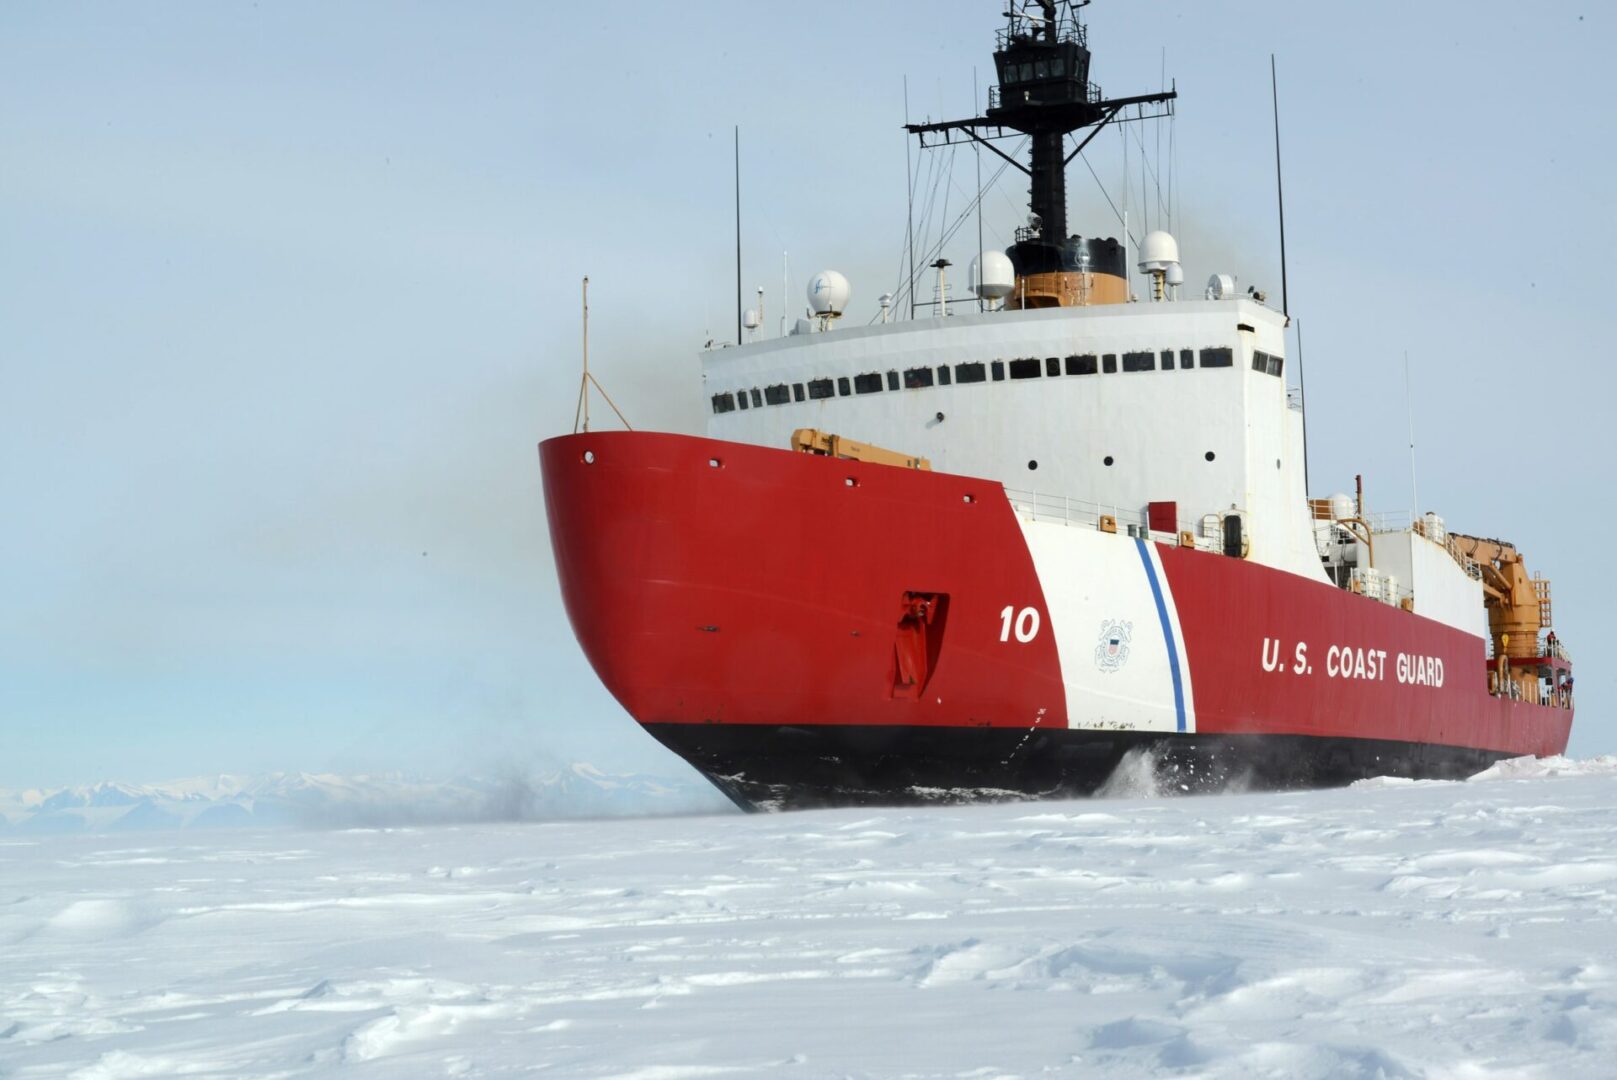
3 1 1612 788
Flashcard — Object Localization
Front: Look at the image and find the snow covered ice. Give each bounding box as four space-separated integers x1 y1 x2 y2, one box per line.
3 760 1615 1078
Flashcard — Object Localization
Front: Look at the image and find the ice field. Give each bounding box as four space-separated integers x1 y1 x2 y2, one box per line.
2 757 1615 1078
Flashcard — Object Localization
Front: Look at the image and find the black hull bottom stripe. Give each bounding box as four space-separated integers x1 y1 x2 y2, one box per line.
643 724 1513 813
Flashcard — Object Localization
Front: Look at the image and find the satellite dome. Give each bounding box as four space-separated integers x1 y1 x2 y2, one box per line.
971 251 1015 300
807 271 850 316
1138 230 1180 272
743 308 761 330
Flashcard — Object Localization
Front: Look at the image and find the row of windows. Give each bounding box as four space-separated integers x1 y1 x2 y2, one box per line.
1005 56 1069 84
710 346 1272 415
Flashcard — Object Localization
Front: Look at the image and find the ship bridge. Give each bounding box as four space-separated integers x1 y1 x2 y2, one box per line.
701 297 1322 582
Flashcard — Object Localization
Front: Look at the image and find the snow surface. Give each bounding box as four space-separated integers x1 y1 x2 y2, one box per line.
0 767 732 834
3 760 1616 1078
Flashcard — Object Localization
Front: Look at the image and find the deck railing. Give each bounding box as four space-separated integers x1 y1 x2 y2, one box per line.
1001 487 1222 552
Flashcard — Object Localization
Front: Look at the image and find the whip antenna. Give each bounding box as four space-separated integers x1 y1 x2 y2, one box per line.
1271 54 1289 317
1405 350 1419 521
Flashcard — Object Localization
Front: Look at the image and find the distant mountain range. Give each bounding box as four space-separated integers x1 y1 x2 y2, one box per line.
0 765 736 834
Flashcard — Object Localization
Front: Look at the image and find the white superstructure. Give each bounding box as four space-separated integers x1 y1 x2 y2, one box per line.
702 298 1323 581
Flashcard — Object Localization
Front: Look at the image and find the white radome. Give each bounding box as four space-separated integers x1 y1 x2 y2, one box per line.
743 309 761 330
807 271 850 316
1205 273 1237 300
971 250 1016 300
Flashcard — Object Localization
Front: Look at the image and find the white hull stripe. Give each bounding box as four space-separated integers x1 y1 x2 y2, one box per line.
1134 540 1197 734
1134 539 1186 732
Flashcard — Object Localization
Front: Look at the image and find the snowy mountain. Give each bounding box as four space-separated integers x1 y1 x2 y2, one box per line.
0 765 735 834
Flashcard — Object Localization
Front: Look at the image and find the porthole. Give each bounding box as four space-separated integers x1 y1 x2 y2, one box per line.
1205 451 1216 462
1028 460 1038 471
1103 455 1114 467
708 458 722 468
963 494 976 504
582 450 595 464
845 476 858 487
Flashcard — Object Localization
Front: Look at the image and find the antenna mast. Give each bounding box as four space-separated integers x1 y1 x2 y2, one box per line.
974 66 985 314
572 275 633 435
904 76 917 320
1271 54 1289 317
1297 318 1311 495
1405 351 1418 521
578 276 589 432
904 0 1175 310
733 126 742 345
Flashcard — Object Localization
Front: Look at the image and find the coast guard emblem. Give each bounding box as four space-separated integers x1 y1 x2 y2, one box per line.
1094 620 1133 673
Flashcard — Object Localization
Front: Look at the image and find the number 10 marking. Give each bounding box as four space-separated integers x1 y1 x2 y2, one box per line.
999 605 1041 643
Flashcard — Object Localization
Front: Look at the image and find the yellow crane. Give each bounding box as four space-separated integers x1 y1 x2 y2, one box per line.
790 428 931 471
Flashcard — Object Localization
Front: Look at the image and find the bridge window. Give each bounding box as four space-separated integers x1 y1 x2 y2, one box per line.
1008 357 1042 379
1065 354 1098 375
955 362 986 384
808 378 834 400
991 360 1005 381
750 388 763 408
1161 350 1175 370
905 366 935 389
711 392 736 414
1200 347 1234 368
854 372 883 394
1045 356 1061 377
793 383 806 402
1180 348 1195 370
1122 351 1155 372
1268 355 1284 377
837 377 851 397
936 365 952 385
1102 354 1118 373
764 384 790 405
1252 351 1269 373
737 390 749 410
886 370 900 391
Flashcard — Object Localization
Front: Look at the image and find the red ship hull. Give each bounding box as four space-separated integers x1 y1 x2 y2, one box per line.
540 431 1571 810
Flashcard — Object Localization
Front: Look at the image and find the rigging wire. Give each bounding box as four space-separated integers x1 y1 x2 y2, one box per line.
1156 48 1164 232
1074 142 1135 249
1124 120 1169 229
1167 100 1177 233
882 137 1028 321
935 144 958 285
921 146 952 261
1140 127 1149 236
904 76 916 319
974 66 985 314
918 147 1019 277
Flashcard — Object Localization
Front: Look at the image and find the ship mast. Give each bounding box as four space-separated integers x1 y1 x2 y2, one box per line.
906 0 1175 309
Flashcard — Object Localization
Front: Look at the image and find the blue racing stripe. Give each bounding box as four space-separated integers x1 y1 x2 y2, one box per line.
1134 539 1186 733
